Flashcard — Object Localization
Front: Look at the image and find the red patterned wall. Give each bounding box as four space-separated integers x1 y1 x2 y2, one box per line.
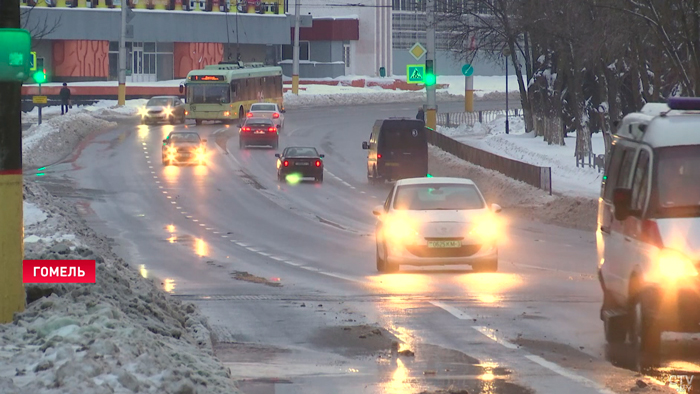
174 43 224 78
53 40 109 77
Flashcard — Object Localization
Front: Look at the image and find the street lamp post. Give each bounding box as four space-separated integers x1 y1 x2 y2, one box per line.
502 46 510 135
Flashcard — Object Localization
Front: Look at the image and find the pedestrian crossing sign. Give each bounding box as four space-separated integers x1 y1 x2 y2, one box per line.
407 64 425 84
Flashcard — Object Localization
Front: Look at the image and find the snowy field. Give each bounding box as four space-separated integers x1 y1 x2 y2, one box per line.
438 115 606 198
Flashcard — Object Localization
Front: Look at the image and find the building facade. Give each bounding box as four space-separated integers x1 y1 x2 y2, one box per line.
21 1 311 82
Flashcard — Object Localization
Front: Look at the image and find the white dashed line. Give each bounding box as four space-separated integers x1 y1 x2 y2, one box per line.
283 261 301 266
317 271 363 283
213 232 220 234
237 243 249 247
471 326 519 350
221 235 228 238
524 355 617 394
257 252 271 257
269 256 284 261
171 201 176 204
430 301 474 320
245 247 259 252
176 207 181 210
199 223 205 226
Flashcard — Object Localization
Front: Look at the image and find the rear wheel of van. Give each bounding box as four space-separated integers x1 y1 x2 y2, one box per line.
630 292 661 355
368 167 378 185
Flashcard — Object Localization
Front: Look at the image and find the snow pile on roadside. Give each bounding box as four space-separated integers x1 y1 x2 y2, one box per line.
438 115 605 198
429 146 597 231
22 100 147 123
0 182 240 394
283 88 461 108
22 113 117 169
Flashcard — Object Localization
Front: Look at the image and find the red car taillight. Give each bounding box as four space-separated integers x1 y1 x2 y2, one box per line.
241 126 251 132
315 160 322 167
247 112 253 118
273 113 280 119
268 127 277 133
283 160 289 167
377 154 382 159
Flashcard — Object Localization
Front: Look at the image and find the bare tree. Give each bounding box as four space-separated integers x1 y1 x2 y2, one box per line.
20 6 62 47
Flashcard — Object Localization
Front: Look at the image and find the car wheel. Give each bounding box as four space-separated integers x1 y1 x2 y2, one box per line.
272 140 278 149
376 241 386 272
169 117 176 125
162 157 167 165
473 259 498 273
316 173 324 183
195 119 202 126
277 172 284 182
238 107 245 126
239 139 245 149
630 291 662 355
180 115 186 124
368 167 378 185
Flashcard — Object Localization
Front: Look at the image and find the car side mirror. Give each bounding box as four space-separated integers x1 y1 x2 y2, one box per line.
613 188 632 221
491 203 502 213
201 139 207 143
319 154 325 158
162 139 167 143
274 153 280 158
372 205 385 217
362 141 369 150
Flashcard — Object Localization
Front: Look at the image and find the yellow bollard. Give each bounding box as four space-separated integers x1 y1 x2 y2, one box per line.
0 173 25 323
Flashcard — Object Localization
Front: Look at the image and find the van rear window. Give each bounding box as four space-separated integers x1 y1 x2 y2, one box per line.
380 127 426 151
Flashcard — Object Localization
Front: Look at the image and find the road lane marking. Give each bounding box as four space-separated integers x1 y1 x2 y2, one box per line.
524 355 617 394
430 301 474 320
269 256 284 261
472 326 519 349
318 271 363 283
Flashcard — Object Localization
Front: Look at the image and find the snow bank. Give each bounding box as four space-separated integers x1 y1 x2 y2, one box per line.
283 88 462 108
22 113 117 169
0 182 240 394
22 100 147 123
438 115 605 198
429 146 597 231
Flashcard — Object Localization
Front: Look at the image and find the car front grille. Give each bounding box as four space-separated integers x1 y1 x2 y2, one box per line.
406 244 482 258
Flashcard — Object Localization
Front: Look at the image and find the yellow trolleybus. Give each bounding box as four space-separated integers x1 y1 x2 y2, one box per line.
181 62 284 125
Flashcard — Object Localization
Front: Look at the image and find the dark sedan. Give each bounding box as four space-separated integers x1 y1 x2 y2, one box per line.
140 96 186 125
239 117 278 149
276 147 325 183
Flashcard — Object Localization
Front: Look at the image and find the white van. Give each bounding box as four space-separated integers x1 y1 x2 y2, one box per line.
597 97 700 355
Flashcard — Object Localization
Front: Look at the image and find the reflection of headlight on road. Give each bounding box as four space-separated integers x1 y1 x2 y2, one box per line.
657 249 698 279
384 218 420 244
163 107 173 117
469 216 500 242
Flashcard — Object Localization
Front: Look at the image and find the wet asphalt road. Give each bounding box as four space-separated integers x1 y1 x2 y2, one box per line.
30 99 698 394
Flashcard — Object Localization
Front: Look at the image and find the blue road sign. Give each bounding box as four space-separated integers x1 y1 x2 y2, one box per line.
462 63 474 77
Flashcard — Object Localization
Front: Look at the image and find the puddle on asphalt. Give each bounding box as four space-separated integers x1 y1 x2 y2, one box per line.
233 326 535 394
606 337 700 393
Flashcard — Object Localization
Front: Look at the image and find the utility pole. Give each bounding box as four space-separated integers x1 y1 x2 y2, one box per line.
292 0 301 95
118 0 127 106
425 0 436 129
0 0 26 323
503 46 510 134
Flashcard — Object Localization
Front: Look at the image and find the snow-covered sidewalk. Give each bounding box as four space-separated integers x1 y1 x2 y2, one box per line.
438 115 605 198
0 182 240 394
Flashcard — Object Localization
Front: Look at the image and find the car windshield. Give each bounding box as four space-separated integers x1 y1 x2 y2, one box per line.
393 184 485 210
169 133 200 143
655 145 700 210
285 147 318 157
251 104 277 112
147 98 171 107
189 84 230 104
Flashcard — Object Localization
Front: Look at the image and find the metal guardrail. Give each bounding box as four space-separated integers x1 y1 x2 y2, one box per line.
437 109 521 128
426 127 552 194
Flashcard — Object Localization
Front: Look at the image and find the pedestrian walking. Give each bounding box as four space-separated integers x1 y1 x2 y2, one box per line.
416 107 425 123
60 83 71 115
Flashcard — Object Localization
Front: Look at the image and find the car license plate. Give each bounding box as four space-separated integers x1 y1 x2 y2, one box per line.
254 130 265 134
427 240 461 248
385 162 399 167
296 162 309 166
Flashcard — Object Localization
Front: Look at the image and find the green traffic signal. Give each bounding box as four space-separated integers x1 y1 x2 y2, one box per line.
33 69 47 84
424 73 436 86
424 59 436 86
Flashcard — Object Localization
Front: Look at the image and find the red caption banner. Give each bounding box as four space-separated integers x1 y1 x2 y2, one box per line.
23 260 96 283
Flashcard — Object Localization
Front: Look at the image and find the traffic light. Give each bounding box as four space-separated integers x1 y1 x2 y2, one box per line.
424 60 436 86
33 69 47 84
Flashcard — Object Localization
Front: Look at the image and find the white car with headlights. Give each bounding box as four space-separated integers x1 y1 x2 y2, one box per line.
598 97 700 355
161 131 207 166
246 102 285 129
140 96 186 125
373 177 501 273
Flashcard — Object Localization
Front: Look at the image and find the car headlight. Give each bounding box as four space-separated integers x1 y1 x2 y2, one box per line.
163 107 173 117
384 218 420 245
469 216 500 243
167 146 177 154
138 107 148 117
657 249 698 279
